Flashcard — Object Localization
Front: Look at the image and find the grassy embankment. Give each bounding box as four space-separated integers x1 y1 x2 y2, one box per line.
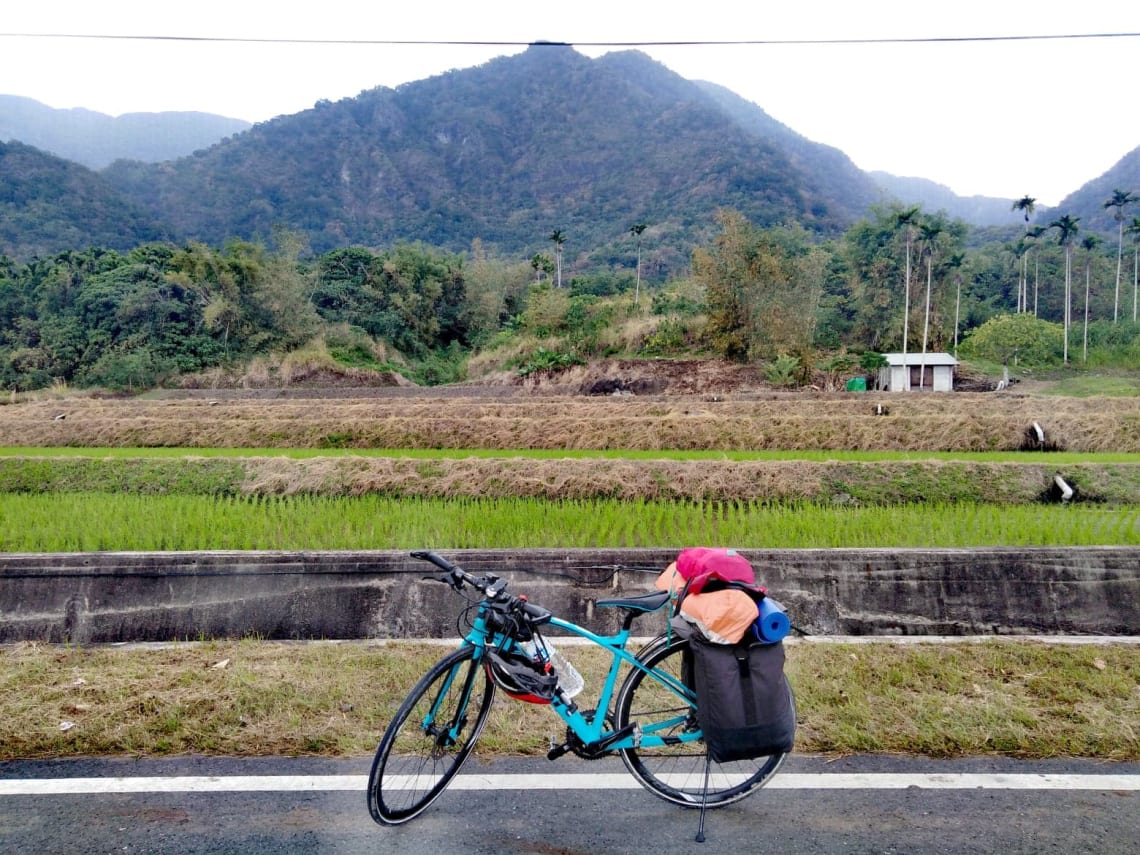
1 639 1136 762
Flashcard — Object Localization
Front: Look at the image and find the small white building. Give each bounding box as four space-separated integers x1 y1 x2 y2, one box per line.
879 352 958 392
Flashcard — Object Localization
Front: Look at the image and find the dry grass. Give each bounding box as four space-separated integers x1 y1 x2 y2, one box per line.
4 393 1140 452
233 456 1140 504
2 454 1138 504
1 640 1135 761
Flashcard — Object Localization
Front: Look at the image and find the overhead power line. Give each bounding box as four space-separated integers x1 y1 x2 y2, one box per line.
1 31 1138 47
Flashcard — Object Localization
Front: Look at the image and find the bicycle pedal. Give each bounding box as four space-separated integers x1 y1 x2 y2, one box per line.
546 741 570 761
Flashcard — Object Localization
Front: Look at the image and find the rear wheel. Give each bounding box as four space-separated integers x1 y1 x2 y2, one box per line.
367 646 495 825
615 636 790 808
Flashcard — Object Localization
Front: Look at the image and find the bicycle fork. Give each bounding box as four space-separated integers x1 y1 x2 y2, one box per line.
422 658 479 753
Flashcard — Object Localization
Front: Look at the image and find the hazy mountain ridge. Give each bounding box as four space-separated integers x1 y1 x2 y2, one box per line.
868 172 1028 226
1050 148 1140 233
0 94 251 169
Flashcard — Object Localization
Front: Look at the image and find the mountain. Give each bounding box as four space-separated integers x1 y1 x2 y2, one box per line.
6 47 1135 265
692 80 882 218
101 46 886 266
868 172 1027 227
0 140 167 260
0 94 251 169
1048 147 1140 234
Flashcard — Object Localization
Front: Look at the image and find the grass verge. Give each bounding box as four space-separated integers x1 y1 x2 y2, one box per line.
1 640 1136 762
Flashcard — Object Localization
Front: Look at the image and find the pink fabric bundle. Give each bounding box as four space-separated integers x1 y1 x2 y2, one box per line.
654 547 768 644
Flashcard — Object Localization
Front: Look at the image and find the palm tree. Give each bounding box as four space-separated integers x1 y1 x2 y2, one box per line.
1050 215 1081 364
1081 235 1101 362
947 252 966 357
1127 216 1140 323
918 219 943 389
629 223 648 307
895 206 921 388
549 229 566 288
1009 239 1029 313
1026 226 1047 316
1012 196 1036 311
1104 189 1135 323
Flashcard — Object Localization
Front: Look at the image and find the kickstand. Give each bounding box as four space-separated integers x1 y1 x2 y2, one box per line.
695 750 712 843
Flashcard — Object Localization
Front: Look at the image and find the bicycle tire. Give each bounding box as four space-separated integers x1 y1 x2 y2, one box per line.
367 645 496 825
615 636 791 809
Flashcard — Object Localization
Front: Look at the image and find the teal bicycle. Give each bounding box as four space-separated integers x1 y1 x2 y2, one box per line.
367 550 790 827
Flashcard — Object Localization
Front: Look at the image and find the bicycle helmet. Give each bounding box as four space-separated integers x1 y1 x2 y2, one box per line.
484 648 559 704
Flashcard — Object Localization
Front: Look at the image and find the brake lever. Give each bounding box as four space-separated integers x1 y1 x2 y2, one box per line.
422 572 462 590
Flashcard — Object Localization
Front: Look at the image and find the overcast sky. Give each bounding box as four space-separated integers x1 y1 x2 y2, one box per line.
2 0 1138 207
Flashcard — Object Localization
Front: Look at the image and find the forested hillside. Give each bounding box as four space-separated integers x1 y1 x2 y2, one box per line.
0 141 167 259
101 46 875 268
3 44 1138 267
2 202 1138 395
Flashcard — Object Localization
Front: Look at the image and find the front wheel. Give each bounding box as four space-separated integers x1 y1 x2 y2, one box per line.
367 645 495 825
614 636 790 808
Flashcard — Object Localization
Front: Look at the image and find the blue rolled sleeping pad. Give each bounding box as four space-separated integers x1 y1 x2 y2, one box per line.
752 596 791 643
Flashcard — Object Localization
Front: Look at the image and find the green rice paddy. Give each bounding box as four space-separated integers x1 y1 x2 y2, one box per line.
1 493 1137 552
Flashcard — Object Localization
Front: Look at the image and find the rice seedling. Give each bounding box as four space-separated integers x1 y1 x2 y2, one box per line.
0 494 1137 552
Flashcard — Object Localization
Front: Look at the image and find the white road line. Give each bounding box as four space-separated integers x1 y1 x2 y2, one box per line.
0 772 1136 796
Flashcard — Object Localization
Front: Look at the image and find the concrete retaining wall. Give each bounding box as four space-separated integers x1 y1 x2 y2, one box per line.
1 547 1137 643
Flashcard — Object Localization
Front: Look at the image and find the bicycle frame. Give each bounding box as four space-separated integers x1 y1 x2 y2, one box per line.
371 551 792 832
460 598 699 754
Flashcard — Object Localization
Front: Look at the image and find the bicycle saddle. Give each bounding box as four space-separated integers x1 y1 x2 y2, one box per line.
595 591 671 612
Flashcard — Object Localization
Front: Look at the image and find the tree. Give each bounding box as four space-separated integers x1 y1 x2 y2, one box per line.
947 252 966 356
1025 225 1047 316
1127 216 1140 323
917 218 943 389
1080 235 1100 362
629 223 648 308
461 248 532 348
530 253 553 283
1011 196 1036 312
961 313 1063 370
1008 239 1029 313
1103 189 1135 323
549 229 566 288
895 206 921 386
693 210 823 362
1049 215 1080 364
840 206 905 351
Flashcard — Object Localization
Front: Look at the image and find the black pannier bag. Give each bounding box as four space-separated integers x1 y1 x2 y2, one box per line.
687 634 796 763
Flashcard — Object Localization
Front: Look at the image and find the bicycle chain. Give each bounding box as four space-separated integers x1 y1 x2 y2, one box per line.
566 709 615 760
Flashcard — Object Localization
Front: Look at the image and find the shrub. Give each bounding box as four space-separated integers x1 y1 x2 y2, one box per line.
640 318 691 355
515 348 586 377
960 314 1063 368
764 353 801 387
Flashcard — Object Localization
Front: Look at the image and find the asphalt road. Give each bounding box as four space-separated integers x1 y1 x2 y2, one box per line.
2 754 1137 854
